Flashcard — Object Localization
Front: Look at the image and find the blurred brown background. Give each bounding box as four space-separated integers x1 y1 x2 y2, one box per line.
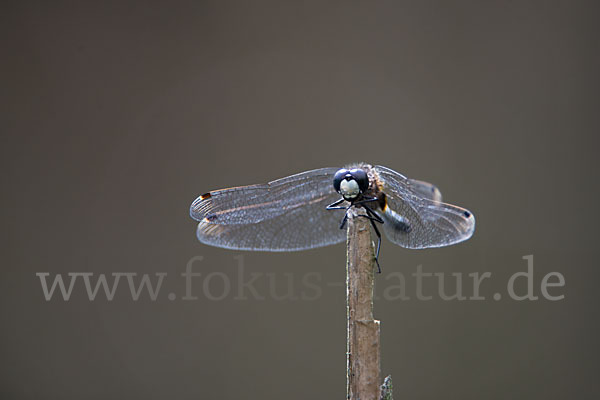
2 1 599 399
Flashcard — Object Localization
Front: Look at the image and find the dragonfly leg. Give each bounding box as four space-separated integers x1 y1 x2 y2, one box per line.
326 198 353 230
353 196 379 206
331 200 383 272
361 204 384 224
339 208 350 229
363 207 382 273
326 198 346 210
372 225 382 273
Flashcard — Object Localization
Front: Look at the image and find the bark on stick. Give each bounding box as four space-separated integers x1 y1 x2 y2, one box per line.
346 208 381 400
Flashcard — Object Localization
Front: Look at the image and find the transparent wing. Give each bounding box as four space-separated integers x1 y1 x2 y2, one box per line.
407 179 443 202
190 168 345 251
373 165 475 249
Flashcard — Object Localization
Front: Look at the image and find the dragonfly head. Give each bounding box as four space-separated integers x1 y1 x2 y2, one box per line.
333 168 369 201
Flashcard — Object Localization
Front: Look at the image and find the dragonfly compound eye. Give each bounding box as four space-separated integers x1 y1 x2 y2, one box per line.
349 168 369 193
333 169 349 193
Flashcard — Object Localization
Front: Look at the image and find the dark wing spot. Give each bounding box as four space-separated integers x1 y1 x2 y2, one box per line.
463 211 471 218
431 187 435 192
200 192 211 200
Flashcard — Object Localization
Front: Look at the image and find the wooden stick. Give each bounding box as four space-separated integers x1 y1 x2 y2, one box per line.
346 208 382 400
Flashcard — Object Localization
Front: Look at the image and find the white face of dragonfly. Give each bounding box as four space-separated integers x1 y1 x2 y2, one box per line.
340 178 360 199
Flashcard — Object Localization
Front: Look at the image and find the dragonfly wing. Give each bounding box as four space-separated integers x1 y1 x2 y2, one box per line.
408 179 443 202
190 168 346 251
373 165 475 249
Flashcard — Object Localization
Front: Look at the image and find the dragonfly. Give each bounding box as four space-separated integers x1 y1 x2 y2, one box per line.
189 163 475 271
